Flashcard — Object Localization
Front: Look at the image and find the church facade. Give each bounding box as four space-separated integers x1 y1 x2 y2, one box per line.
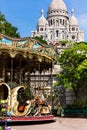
31 0 84 44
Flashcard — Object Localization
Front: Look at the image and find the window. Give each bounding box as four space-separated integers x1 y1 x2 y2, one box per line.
76 28 78 31
51 19 52 25
63 19 64 25
56 20 59 26
72 35 75 39
37 29 39 32
72 27 75 31
60 19 62 24
40 28 43 31
56 30 59 37
51 34 52 40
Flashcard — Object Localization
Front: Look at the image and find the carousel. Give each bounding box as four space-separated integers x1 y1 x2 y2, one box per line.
0 34 56 123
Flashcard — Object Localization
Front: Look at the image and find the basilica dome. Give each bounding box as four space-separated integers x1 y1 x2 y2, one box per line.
48 0 67 12
69 9 78 26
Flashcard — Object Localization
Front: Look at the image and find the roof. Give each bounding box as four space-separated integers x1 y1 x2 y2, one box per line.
48 0 67 12
0 34 56 72
37 9 48 26
69 9 78 26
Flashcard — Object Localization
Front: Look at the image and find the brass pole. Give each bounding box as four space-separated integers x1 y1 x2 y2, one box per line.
34 70 36 94
28 71 30 87
11 58 13 88
50 64 53 114
43 69 45 96
19 59 22 84
38 62 40 96
2 54 5 81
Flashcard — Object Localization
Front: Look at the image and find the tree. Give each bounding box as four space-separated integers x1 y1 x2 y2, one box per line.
0 12 20 37
56 42 87 100
4 22 20 38
33 36 47 45
0 12 6 34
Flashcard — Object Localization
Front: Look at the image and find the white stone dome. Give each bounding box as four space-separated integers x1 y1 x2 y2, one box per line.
48 0 67 12
37 9 48 26
69 9 78 26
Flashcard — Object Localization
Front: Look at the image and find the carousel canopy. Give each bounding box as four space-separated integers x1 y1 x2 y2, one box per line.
0 34 56 73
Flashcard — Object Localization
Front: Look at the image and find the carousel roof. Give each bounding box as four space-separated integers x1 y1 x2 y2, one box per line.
0 34 56 72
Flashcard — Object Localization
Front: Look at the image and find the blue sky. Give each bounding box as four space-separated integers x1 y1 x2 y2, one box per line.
0 0 87 41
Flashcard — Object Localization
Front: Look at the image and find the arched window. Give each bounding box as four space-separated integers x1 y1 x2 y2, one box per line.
60 19 62 24
72 27 75 31
51 19 52 25
56 20 59 26
48 20 50 26
76 28 78 31
40 28 43 31
72 35 75 39
37 28 39 32
56 30 59 37
51 34 52 40
63 19 64 25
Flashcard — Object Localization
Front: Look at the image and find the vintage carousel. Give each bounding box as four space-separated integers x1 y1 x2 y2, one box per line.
0 34 56 123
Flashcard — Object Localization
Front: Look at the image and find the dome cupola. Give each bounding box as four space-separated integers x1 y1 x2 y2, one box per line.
48 0 67 12
69 9 78 26
37 9 48 26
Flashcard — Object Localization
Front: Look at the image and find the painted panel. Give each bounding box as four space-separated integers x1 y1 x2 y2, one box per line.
0 37 12 44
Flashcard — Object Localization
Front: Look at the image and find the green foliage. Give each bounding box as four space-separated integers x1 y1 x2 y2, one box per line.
56 42 87 100
57 105 62 115
24 87 34 100
33 36 47 44
4 22 20 38
17 87 34 104
53 82 59 87
65 98 87 109
59 40 68 45
0 12 20 38
74 99 87 109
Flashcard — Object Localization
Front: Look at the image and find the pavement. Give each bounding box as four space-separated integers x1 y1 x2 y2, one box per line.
8 117 87 130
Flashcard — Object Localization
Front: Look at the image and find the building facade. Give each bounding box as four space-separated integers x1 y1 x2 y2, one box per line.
31 0 84 44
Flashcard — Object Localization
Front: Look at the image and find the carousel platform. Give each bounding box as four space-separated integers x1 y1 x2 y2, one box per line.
0 115 55 123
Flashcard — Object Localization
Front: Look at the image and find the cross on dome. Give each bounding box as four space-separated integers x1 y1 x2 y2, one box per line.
71 9 74 16
41 9 44 17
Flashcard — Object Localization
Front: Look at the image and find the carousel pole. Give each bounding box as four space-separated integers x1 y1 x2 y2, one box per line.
50 65 53 114
43 70 45 96
38 62 40 96
28 71 30 87
19 59 22 85
2 54 5 81
34 69 36 94
10 58 13 88
10 58 13 118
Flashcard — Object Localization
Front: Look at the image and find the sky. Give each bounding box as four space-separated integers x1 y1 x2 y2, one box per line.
0 0 87 41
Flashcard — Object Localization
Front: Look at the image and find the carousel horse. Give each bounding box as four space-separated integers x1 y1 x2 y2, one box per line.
31 96 51 116
11 85 31 116
0 81 51 117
